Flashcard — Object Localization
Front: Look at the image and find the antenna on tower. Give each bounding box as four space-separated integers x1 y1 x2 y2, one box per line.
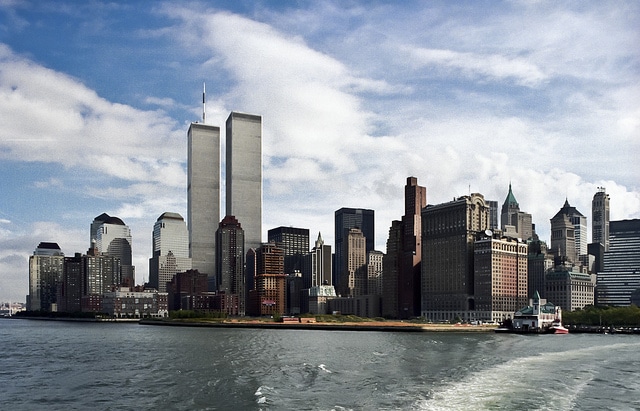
202 82 206 123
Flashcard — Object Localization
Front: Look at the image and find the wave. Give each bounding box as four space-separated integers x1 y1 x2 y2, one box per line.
414 337 640 411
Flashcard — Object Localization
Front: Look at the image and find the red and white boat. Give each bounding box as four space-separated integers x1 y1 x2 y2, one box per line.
547 318 569 334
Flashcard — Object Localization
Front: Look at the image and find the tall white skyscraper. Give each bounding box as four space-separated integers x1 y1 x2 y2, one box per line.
187 122 221 278
226 112 262 252
149 212 192 292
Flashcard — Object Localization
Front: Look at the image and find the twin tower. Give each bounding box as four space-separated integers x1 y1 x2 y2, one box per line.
187 112 262 278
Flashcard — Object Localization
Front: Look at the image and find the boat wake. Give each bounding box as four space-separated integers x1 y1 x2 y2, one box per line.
414 344 612 410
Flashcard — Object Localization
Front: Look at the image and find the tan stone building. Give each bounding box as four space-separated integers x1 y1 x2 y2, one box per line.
474 233 528 323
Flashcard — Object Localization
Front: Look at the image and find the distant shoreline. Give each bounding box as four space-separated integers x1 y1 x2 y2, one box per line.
138 319 497 332
4 316 497 332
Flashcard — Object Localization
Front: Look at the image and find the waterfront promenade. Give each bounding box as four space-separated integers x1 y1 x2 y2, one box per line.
139 318 497 332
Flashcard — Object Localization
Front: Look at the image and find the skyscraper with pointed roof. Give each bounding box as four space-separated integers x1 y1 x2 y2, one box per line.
550 199 587 264
307 232 332 287
500 184 533 241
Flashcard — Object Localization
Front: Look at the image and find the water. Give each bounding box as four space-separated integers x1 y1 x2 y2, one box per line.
1 320 639 410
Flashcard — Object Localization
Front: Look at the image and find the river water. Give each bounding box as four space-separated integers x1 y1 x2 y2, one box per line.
1 319 639 410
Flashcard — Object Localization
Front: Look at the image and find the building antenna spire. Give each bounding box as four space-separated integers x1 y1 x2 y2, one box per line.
202 82 206 123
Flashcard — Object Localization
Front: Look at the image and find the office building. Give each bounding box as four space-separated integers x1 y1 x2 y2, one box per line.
59 253 84 313
474 232 528 324
216 215 245 315
28 242 64 312
93 214 135 288
550 199 587 264
487 200 499 231
149 212 192 292
382 220 402 318
226 112 262 252
338 228 368 297
399 177 427 317
592 187 610 251
82 243 120 313
167 269 208 311
382 177 427 318
527 236 554 299
421 193 490 321
596 219 640 306
550 210 577 264
334 207 374 288
304 233 336 314
545 265 595 312
367 250 384 296
268 226 309 276
500 184 532 241
247 243 286 316
306 232 332 287
187 122 221 279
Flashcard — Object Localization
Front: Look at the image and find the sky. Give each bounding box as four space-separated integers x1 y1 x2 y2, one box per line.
0 1 638 303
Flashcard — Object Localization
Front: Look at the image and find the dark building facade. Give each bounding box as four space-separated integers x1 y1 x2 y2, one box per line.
382 177 426 319
596 219 640 306
421 193 490 322
167 269 208 311
592 187 610 252
267 226 309 276
216 215 245 315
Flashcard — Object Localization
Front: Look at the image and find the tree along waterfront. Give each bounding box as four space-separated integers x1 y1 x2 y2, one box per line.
563 305 640 326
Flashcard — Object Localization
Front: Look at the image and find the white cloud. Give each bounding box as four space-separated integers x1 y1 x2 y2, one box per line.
403 47 547 87
1 2 638 302
0 44 185 182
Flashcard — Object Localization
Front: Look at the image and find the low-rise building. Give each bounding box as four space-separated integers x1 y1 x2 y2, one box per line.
512 292 560 332
102 288 168 318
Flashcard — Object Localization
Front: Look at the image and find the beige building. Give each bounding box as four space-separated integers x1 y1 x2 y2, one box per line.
367 250 384 296
338 228 367 297
474 233 528 323
545 266 595 312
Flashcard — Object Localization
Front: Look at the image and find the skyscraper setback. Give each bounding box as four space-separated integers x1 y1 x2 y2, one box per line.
383 177 427 318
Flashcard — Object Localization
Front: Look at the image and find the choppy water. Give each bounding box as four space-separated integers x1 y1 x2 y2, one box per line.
1 319 639 410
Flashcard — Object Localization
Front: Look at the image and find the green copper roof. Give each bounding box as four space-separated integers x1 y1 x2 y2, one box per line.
504 183 519 207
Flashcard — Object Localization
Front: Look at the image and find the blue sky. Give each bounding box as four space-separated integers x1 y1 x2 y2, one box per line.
0 1 638 303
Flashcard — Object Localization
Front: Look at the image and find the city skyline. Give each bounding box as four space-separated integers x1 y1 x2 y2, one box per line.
0 2 638 303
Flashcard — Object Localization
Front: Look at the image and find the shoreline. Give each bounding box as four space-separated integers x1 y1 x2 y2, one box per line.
138 318 497 332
